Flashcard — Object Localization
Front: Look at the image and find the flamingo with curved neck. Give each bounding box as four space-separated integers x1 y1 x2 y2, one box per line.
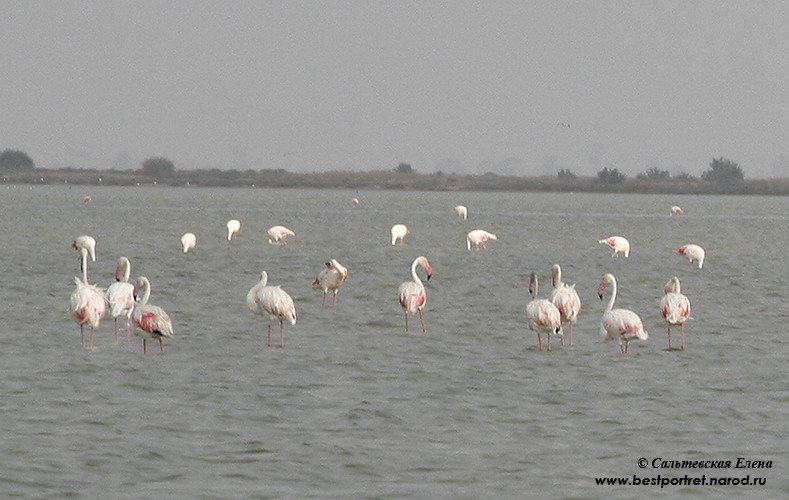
68 247 106 349
398 256 433 333
106 256 135 342
132 277 174 354
597 273 648 354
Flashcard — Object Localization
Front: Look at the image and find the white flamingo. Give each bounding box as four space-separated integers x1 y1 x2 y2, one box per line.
72 235 97 262
267 225 295 245
247 271 297 347
227 219 241 240
550 264 582 347
105 256 135 342
670 205 684 215
597 273 648 354
526 272 563 351
312 259 349 307
466 229 497 250
675 244 705 269
398 256 433 333
352 197 360 207
453 205 468 220
598 236 630 258
180 232 197 253
660 276 691 350
68 246 107 349
391 224 410 245
132 276 174 354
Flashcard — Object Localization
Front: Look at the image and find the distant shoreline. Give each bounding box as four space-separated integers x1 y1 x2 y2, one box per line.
3 168 789 195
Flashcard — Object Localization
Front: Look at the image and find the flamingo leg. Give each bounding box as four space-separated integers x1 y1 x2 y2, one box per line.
536 332 542 350
159 338 165 353
267 324 272 347
126 319 133 343
89 327 96 349
321 292 327 307
667 327 673 349
418 309 426 333
569 323 575 347
142 338 147 354
680 324 686 350
280 320 285 347
332 291 338 307
404 312 409 332
114 318 120 342
547 332 552 351
80 325 85 348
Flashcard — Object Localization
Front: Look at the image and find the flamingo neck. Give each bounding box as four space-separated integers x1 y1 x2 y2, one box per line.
605 279 617 313
410 259 423 286
80 250 89 284
138 280 151 307
120 259 131 282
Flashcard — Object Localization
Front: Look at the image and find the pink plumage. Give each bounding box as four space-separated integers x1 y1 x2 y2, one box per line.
398 256 432 333
247 271 297 347
660 276 691 350
597 273 648 354
105 256 135 342
598 236 630 258
550 264 582 347
312 259 349 307
526 272 562 351
68 246 106 349
267 225 295 245
132 277 174 354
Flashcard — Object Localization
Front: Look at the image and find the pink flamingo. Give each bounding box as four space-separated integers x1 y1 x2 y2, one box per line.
352 197 360 207
670 205 684 216
598 236 630 258
132 277 174 354
68 246 107 349
526 272 563 351
72 235 96 262
181 232 197 253
312 259 349 307
675 244 705 269
267 225 295 245
660 276 691 350
452 205 468 220
466 229 497 250
226 219 241 240
105 256 135 342
597 273 648 354
550 264 582 347
391 224 410 245
247 271 297 347
398 256 433 333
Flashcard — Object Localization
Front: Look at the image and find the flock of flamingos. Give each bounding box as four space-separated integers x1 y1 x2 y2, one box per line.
67 200 706 355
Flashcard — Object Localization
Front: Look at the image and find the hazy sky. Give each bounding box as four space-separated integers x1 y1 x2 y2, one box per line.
3 1 789 177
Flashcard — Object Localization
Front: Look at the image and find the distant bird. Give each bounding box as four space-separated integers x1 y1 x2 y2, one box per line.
72 235 97 262
557 122 571 128
526 272 563 351
132 276 174 354
452 205 468 220
352 197 360 207
391 224 410 245
247 271 297 347
180 232 197 253
660 276 691 350
83 195 92 204
267 225 295 245
105 256 135 342
599 236 630 258
227 219 241 240
466 229 497 250
68 246 107 349
550 264 582 347
670 205 684 216
398 256 433 333
597 273 648 354
312 259 349 307
675 244 705 269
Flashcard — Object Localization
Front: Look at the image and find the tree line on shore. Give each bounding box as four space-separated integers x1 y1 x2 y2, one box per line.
3 148 789 195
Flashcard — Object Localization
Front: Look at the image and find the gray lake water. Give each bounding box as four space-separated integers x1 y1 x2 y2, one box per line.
0 185 786 499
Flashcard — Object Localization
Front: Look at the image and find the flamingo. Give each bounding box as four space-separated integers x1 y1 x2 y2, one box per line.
227 219 241 240
660 276 692 350
312 259 349 307
83 195 92 204
398 256 433 333
105 256 135 342
670 205 684 215
599 236 630 258
597 273 648 354
72 235 96 262
453 205 468 220
675 244 705 269
466 229 497 250
247 271 297 347
267 225 295 245
180 232 197 253
132 277 174 354
68 247 107 349
391 224 410 245
526 272 563 351
352 197 360 207
550 264 582 347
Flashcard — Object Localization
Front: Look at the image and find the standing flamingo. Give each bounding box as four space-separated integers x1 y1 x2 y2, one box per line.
550 264 582 347
227 219 241 240
391 224 410 245
267 225 296 245
526 272 563 351
675 244 705 269
68 246 107 349
247 271 297 347
453 205 468 220
181 232 197 253
660 276 691 350
398 256 433 333
312 259 349 307
105 256 135 342
670 205 684 215
597 273 648 354
132 277 174 354
72 235 97 262
466 229 497 250
598 236 630 258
